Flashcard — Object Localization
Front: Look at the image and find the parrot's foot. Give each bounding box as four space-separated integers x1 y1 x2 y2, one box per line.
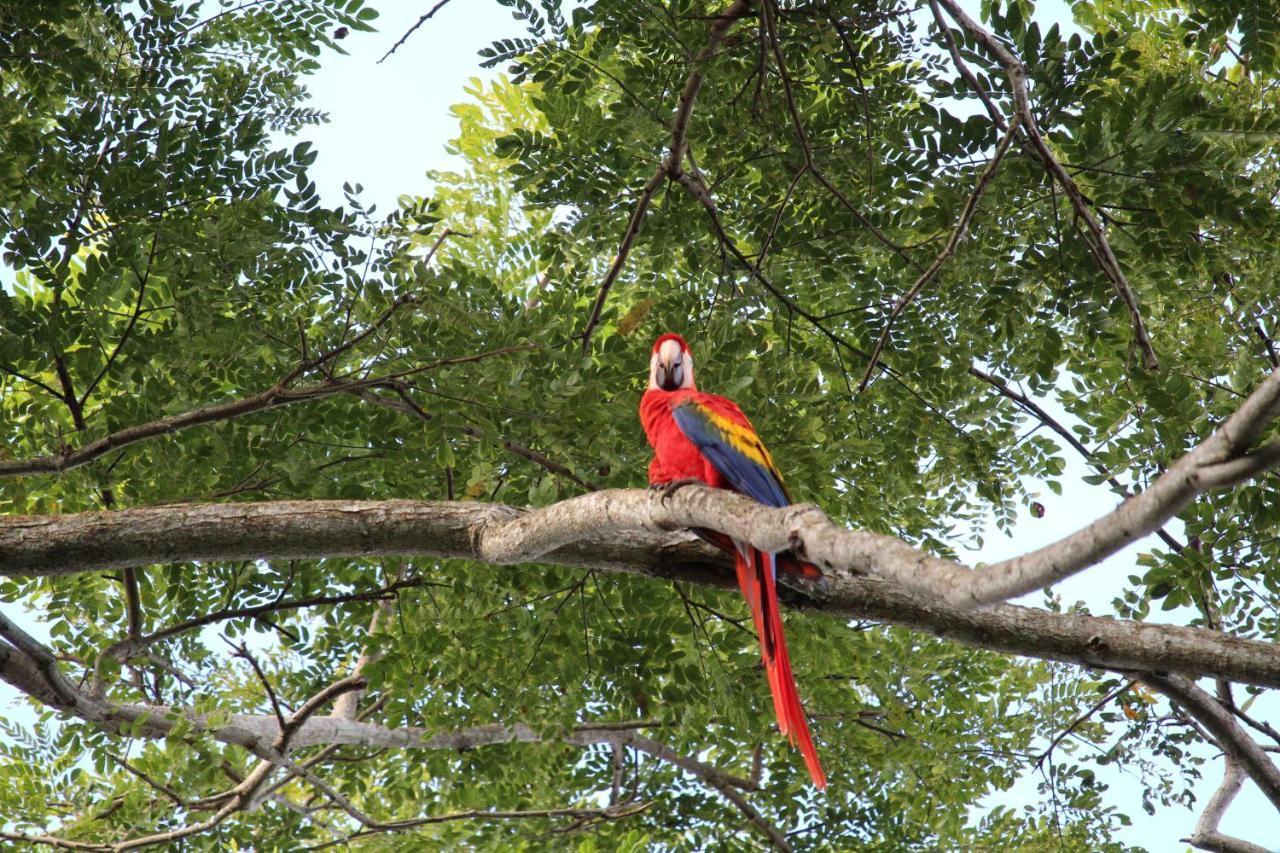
653 477 705 504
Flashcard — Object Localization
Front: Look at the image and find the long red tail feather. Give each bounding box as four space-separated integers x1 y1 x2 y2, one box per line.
733 546 827 789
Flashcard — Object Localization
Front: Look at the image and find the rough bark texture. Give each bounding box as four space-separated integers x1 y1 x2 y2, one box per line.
5 490 1280 688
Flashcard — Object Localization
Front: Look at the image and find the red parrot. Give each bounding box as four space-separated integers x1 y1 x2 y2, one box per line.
640 332 827 790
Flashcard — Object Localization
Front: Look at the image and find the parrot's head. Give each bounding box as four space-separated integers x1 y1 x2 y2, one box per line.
648 333 696 393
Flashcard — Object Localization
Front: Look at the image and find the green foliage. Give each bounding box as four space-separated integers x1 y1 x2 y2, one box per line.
1 0 1278 849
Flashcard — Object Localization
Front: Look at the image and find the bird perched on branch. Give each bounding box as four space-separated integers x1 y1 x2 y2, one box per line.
639 332 827 789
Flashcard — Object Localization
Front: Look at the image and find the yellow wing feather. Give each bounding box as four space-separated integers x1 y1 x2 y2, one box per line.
700 407 787 488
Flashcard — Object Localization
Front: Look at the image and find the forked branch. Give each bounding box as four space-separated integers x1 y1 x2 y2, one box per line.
932 0 1160 371
579 0 752 352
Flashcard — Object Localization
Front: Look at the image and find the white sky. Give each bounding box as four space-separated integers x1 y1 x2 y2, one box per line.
301 0 517 210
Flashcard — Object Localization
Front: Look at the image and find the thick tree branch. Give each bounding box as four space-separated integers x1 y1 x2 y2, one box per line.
7 489 1280 688
953 369 1280 605
10 365 1278 614
1183 757 1270 853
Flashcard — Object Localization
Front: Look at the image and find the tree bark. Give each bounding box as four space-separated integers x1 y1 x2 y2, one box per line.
4 490 1280 688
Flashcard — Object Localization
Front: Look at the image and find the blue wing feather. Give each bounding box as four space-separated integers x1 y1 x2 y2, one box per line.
673 402 790 509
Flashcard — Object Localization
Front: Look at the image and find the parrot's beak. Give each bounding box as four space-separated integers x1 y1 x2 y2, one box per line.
656 353 685 391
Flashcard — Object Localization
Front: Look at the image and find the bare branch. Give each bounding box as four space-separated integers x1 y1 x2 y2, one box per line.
617 732 789 849
330 583 394 720
579 166 665 355
379 0 456 63
0 829 104 851
229 640 289 735
624 732 756 792
0 361 65 399
1255 321 1280 369
1183 757 1271 853
927 0 1005 129
107 751 186 808
79 229 159 408
0 608 80 705
97 577 421 684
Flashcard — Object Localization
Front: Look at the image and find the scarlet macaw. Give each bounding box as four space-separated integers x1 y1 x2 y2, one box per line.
640 332 827 789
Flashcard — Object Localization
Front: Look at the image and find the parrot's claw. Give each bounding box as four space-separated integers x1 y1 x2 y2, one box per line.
654 478 704 504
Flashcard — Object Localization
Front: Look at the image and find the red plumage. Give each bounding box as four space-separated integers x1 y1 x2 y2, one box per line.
641 335 827 789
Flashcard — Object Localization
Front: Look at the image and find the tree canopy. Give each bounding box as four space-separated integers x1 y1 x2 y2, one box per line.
2 0 1280 849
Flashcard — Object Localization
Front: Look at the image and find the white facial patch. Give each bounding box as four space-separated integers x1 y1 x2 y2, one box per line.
648 340 696 390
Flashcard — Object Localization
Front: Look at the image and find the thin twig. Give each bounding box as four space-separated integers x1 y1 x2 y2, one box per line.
229 641 288 734
379 0 456 63
93 579 422 696
313 803 652 849
0 339 530 479
363 385 600 490
760 0 915 270
579 0 752 352
107 752 186 808
859 115 1021 389
967 365 1184 553
1033 679 1135 772
933 0 1160 370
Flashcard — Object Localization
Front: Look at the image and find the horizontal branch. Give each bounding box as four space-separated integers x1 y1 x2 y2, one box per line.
8 367 1279 617
0 342 536 479
0 382 309 477
5 491 1280 688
